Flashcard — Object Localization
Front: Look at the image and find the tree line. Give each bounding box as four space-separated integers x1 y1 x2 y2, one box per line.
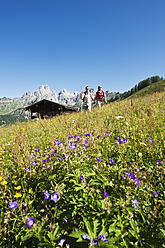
111 75 163 101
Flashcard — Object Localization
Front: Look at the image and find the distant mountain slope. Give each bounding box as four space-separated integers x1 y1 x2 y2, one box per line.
128 79 165 99
0 108 29 126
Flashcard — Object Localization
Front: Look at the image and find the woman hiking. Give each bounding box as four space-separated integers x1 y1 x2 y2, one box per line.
95 85 107 109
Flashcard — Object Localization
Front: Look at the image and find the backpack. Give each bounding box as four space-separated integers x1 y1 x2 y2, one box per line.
96 90 104 101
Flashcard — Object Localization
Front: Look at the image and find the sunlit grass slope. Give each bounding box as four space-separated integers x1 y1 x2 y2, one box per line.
0 91 165 248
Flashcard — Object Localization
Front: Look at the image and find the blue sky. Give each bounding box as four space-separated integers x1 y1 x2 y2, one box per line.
0 0 164 98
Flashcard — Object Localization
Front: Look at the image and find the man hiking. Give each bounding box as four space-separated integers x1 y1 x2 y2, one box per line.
95 85 107 109
81 86 95 112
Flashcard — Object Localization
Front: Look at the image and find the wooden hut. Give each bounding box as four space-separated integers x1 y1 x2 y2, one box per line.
25 99 78 120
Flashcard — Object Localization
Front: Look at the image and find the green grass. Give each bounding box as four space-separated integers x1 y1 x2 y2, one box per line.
0 91 165 248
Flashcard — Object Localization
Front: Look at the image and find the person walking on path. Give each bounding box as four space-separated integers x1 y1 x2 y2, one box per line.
81 86 95 112
95 85 107 109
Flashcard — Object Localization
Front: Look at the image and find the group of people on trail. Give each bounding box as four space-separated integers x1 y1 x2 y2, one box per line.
81 85 107 112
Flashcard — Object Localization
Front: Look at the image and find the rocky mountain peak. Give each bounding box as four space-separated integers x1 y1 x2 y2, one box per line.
0 84 115 116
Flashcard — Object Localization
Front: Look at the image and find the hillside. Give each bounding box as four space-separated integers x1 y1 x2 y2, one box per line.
0 91 164 247
0 108 30 126
110 76 164 102
128 79 165 99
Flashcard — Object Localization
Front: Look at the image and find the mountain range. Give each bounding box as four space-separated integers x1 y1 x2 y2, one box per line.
0 85 117 125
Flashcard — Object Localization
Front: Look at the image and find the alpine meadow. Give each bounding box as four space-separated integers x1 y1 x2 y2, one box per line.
0 90 165 248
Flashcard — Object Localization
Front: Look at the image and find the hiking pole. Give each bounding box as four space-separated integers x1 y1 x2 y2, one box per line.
81 85 83 111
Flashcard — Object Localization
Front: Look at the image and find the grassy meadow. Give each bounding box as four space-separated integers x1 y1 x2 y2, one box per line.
0 92 165 248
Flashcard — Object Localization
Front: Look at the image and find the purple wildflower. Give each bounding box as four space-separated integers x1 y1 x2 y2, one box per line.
125 171 135 179
55 140 62 145
84 144 88 149
121 138 127 143
51 192 59 202
74 135 77 138
25 167 30 172
153 192 158 196
79 175 84 180
70 143 77 149
56 239 66 246
85 133 90 137
135 179 141 186
27 217 35 228
33 153 36 156
93 238 99 245
117 138 122 144
77 137 80 141
130 173 136 179
44 191 50 200
96 157 101 162
105 132 110 136
8 201 18 209
109 158 115 164
69 136 73 139
43 159 48 163
150 139 154 143
101 234 108 243
129 161 134 164
121 176 126 180
82 234 90 240
54 150 57 153
34 148 40 152
133 199 138 209
157 160 161 165
58 157 63 161
104 192 109 197
97 135 100 138
31 161 36 166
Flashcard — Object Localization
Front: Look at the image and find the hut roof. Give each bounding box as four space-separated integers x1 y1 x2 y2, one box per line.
25 99 78 112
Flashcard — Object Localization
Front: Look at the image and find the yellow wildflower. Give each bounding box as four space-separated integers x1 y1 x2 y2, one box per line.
0 176 3 181
138 152 142 157
15 185 21 190
29 188 32 193
14 193 22 198
2 181 7 185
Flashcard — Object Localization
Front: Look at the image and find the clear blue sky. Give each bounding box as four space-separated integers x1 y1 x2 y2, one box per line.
0 0 164 98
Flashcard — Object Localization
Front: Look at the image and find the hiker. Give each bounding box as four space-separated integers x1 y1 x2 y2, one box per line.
81 86 95 112
95 85 107 109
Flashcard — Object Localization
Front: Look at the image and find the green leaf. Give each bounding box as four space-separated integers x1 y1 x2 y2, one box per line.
21 232 34 242
82 216 94 238
69 229 86 239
